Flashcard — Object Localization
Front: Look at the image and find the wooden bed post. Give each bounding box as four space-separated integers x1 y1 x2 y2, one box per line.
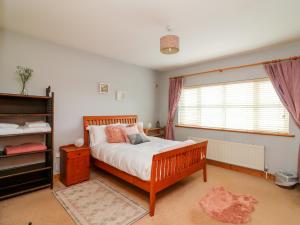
149 156 157 216
203 162 207 182
202 142 208 182
149 188 156 216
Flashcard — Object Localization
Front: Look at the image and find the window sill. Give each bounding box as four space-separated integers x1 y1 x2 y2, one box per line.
175 124 295 137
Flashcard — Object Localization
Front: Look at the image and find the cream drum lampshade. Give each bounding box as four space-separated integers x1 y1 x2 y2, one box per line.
160 34 180 54
147 122 152 129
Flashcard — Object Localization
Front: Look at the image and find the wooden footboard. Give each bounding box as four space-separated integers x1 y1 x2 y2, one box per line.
149 141 208 216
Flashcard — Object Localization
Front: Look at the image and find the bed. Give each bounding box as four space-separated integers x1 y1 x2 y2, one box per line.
83 115 207 216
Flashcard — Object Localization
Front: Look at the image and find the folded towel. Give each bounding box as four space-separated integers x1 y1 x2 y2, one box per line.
22 125 51 133
5 143 47 155
0 126 51 135
0 123 19 129
0 128 23 135
25 121 49 128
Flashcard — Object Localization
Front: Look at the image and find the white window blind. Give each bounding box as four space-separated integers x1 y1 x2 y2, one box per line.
178 78 289 133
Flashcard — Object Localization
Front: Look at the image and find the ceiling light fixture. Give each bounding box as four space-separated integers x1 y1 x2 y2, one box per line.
160 26 179 54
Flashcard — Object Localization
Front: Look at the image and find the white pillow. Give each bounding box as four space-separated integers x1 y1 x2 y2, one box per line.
117 123 128 127
88 125 107 147
137 122 144 133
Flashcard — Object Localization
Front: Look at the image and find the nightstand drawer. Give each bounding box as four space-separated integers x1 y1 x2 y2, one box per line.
67 149 89 159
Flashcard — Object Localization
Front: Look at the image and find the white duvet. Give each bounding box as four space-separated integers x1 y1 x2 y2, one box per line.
91 137 196 181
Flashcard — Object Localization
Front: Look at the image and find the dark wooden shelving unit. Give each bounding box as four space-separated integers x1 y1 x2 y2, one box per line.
0 89 54 200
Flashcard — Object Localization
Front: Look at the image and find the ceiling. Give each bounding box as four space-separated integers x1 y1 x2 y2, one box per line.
1 0 300 71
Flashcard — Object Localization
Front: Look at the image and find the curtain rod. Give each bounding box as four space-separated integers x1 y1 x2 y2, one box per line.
169 55 300 79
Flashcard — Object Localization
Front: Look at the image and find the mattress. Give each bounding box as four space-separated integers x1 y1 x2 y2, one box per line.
91 137 195 181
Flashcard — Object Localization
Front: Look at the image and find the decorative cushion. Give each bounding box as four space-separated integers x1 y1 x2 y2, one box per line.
127 133 150 145
88 123 128 146
124 125 139 135
123 125 140 143
128 122 144 133
105 125 126 143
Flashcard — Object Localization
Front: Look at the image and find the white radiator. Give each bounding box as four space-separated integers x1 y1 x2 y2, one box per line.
189 137 265 171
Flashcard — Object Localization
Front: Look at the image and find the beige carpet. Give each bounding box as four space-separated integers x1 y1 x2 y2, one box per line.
1 165 300 225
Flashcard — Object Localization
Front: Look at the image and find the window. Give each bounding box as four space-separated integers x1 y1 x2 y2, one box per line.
178 78 289 133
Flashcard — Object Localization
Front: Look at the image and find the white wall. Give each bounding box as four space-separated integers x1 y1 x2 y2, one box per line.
0 30 159 171
158 41 300 174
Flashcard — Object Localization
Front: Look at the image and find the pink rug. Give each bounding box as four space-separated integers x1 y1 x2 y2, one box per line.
199 187 257 224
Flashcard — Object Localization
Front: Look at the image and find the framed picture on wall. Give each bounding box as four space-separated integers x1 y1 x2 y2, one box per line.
98 83 109 94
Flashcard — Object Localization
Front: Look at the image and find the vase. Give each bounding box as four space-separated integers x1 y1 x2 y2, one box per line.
20 83 28 95
156 121 160 128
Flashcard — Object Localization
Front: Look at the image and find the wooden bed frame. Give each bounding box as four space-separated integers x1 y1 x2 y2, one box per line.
83 115 207 216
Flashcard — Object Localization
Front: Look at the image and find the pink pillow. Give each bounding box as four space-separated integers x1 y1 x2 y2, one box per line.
124 125 139 135
105 125 126 143
128 122 144 133
123 125 139 143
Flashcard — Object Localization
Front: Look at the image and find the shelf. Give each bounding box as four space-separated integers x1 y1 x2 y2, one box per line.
0 177 48 191
0 162 52 180
0 131 51 138
0 180 51 200
0 93 51 100
0 149 52 158
0 113 52 117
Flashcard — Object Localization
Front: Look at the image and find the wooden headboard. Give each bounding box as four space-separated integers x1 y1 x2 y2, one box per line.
83 115 137 146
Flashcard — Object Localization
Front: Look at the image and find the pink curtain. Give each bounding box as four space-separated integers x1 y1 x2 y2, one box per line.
264 59 300 182
165 77 183 140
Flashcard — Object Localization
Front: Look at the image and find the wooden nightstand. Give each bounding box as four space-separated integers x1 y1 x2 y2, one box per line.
59 144 90 186
144 127 165 138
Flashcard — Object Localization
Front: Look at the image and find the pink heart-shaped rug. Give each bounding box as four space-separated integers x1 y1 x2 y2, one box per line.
199 187 257 224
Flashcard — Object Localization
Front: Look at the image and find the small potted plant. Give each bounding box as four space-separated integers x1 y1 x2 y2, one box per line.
16 66 33 95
